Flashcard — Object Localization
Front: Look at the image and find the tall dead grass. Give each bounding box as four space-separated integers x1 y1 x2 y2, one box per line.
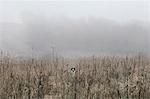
0 52 150 99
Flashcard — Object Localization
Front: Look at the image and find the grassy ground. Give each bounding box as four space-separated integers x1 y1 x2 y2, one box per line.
0 53 150 99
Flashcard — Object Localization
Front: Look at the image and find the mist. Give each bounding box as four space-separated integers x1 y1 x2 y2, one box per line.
0 1 150 57
0 15 149 56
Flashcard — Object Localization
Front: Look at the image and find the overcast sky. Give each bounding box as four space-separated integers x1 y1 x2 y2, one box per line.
0 0 149 23
0 0 150 57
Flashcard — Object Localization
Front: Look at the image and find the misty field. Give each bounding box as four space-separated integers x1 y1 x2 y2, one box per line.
0 53 150 99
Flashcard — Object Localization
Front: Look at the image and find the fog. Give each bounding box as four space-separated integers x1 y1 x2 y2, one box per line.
0 1 150 57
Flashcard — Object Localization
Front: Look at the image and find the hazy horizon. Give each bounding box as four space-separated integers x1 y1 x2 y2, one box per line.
0 0 150 57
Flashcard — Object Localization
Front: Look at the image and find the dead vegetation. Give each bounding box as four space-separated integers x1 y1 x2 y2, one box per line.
0 52 150 99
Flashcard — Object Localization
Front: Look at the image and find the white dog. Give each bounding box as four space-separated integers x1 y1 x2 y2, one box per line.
64 64 76 77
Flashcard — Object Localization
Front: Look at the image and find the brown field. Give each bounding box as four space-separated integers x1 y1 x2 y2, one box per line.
0 53 150 99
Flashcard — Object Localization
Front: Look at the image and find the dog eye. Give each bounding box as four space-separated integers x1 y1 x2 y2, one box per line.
71 68 75 72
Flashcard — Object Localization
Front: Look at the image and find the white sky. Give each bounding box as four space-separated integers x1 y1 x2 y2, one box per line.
0 0 149 23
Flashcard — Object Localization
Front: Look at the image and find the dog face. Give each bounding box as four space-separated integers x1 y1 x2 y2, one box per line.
71 67 76 72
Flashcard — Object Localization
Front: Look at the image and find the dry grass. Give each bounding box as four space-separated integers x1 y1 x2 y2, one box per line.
0 52 150 99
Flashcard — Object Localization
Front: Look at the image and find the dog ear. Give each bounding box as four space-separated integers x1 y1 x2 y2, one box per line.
66 64 69 66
